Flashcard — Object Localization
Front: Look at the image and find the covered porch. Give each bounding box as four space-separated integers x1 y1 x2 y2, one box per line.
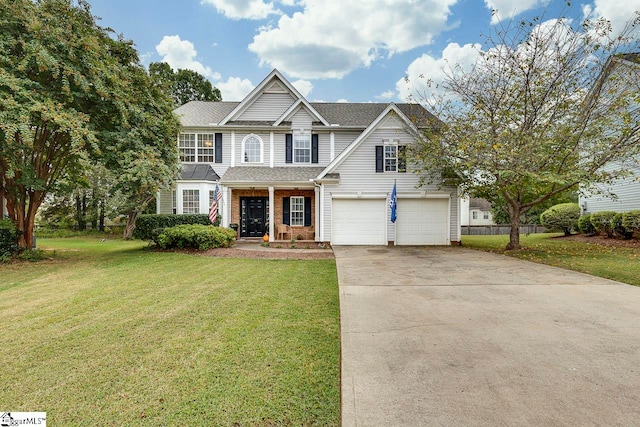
220 167 323 243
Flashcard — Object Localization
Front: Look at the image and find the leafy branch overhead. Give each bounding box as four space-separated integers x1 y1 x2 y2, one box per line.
410 7 640 249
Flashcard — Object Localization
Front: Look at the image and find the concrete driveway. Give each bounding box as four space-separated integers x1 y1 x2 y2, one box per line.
334 246 640 426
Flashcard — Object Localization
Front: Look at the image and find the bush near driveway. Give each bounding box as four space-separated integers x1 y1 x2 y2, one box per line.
590 210 617 237
540 203 580 236
133 214 214 240
578 214 596 235
622 210 640 235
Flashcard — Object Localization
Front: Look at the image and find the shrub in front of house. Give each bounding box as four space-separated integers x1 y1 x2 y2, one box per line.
589 210 617 238
622 210 640 235
578 214 596 235
155 224 236 250
612 213 633 239
540 203 580 236
134 214 212 240
0 219 21 261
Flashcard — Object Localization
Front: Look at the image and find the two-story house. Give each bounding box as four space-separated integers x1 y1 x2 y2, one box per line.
157 69 461 245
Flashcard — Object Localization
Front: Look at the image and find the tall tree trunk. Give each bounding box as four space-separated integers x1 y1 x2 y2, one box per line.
123 210 138 240
99 199 105 232
506 205 521 250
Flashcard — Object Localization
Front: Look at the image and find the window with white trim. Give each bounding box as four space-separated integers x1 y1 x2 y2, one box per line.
242 134 263 163
198 134 215 162
290 196 304 226
183 189 200 214
384 145 397 172
483 212 489 220
179 133 196 162
294 133 311 163
472 211 478 219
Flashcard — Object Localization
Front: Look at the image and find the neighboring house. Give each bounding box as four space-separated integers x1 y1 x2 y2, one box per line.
158 69 460 245
580 53 640 214
460 197 494 226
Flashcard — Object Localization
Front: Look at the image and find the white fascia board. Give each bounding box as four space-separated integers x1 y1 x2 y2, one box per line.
219 69 304 125
316 103 418 180
273 98 330 127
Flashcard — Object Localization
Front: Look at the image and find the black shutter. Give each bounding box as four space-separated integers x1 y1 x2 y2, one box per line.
283 197 290 225
304 197 312 227
375 145 384 172
285 134 293 163
214 133 222 163
311 134 319 163
398 145 406 173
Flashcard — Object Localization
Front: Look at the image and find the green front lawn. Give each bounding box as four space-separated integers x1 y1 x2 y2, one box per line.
0 237 340 426
462 233 640 286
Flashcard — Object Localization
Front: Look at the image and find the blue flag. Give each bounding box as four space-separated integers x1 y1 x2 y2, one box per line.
390 181 397 223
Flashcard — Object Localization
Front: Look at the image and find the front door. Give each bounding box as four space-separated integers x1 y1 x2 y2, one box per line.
240 197 268 238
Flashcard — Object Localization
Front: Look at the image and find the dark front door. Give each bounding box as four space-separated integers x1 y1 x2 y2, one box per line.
240 197 268 238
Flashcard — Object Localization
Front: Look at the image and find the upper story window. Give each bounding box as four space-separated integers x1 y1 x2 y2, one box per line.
376 139 406 173
179 133 222 163
294 133 311 163
242 134 263 163
198 134 215 162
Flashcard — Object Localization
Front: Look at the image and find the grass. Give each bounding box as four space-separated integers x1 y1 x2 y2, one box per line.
0 237 340 426
462 233 640 286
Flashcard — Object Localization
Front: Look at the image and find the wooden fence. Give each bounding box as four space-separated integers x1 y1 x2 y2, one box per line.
461 224 547 235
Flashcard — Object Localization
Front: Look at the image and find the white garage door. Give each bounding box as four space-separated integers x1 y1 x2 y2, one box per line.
396 198 449 245
332 198 386 245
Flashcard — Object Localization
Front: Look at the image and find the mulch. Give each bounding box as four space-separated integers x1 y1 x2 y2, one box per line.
199 247 335 260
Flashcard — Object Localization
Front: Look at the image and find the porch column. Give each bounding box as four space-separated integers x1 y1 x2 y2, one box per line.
330 131 335 161
230 131 236 167
268 186 275 242
314 185 320 242
222 186 230 228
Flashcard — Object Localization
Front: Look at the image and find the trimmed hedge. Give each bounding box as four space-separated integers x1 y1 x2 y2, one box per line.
622 210 640 234
540 203 580 236
578 214 596 235
0 219 21 260
155 224 236 250
612 213 633 239
590 211 617 238
134 214 213 240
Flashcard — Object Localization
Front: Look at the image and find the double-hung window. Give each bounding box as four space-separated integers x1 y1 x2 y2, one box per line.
198 134 215 162
290 196 304 226
179 134 196 162
294 133 311 163
376 139 406 173
385 145 398 172
182 189 200 214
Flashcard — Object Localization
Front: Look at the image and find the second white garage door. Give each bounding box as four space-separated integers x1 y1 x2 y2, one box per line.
396 198 449 245
332 198 386 245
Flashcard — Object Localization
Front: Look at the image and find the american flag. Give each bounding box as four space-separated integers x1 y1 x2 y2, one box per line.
209 184 222 224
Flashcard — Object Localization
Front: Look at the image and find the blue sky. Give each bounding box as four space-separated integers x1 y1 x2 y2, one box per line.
88 0 639 102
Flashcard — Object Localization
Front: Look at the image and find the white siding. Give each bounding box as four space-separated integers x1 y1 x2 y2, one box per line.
238 93 296 121
291 108 313 130
157 189 173 214
580 161 640 213
321 119 459 244
333 132 360 157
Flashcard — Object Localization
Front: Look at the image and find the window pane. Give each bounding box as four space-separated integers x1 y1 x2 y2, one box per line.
198 134 215 162
244 135 261 163
183 189 199 214
384 145 397 171
294 134 310 163
290 196 304 226
179 133 196 162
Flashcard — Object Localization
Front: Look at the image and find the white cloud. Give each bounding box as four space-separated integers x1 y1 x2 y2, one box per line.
201 0 280 20
291 79 313 97
336 99 349 103
396 43 482 103
248 0 458 79
376 90 395 100
217 76 255 101
484 0 547 25
582 0 640 35
155 35 221 80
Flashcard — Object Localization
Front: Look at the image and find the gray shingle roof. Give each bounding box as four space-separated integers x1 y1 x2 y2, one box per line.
180 164 220 181
174 101 239 126
175 100 437 128
221 166 327 184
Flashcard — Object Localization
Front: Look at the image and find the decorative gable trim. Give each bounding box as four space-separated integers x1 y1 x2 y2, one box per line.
219 69 306 125
316 103 420 180
273 99 330 127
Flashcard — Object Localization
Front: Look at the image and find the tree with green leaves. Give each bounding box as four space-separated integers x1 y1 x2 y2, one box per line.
0 0 180 248
149 62 222 107
411 10 640 250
